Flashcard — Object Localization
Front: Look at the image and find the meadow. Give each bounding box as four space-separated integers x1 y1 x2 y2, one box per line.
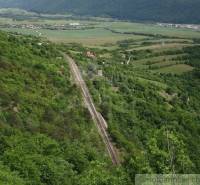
0 15 200 46
1 27 145 45
106 22 200 38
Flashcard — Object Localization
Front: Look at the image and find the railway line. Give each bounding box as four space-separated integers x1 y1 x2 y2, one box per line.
64 54 120 165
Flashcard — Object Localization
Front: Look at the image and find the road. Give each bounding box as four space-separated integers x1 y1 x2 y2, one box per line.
64 54 120 165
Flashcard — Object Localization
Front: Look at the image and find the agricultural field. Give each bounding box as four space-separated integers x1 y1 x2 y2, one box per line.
0 27 145 45
0 10 200 46
154 64 194 74
0 16 146 45
107 22 200 39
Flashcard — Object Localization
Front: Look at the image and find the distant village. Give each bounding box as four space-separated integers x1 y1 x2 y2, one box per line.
157 23 200 31
0 22 95 31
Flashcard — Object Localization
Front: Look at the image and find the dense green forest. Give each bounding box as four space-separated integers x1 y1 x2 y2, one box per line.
0 0 200 23
0 31 130 185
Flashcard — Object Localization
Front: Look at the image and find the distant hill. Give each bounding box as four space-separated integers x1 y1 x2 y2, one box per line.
0 0 199 23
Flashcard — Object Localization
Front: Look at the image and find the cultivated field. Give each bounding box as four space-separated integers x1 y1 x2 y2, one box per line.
1 27 145 45
0 12 200 46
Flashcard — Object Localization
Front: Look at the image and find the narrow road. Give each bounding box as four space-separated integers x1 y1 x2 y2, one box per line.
64 54 120 165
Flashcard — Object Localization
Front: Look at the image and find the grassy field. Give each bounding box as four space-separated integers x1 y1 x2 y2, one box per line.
0 16 200 46
107 22 200 39
128 43 192 51
1 27 146 45
155 64 194 74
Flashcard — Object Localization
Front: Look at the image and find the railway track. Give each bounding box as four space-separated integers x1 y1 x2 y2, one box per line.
64 54 120 165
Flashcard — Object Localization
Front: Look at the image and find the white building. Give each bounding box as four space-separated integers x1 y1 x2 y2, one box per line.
69 22 80 26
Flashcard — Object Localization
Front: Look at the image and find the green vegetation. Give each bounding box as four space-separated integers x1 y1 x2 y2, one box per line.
0 31 130 185
0 14 200 184
1 14 200 46
155 64 194 74
65 32 200 181
1 27 145 45
108 22 200 39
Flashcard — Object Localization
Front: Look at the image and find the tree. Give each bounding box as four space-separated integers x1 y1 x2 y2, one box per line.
0 162 26 185
78 161 130 185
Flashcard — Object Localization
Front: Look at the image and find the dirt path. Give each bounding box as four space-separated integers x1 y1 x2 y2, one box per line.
64 54 120 165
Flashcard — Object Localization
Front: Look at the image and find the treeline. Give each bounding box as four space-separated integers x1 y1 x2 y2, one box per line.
0 0 200 23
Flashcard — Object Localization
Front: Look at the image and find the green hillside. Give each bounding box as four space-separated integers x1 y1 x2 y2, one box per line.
0 31 130 185
66 36 200 177
0 0 200 23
